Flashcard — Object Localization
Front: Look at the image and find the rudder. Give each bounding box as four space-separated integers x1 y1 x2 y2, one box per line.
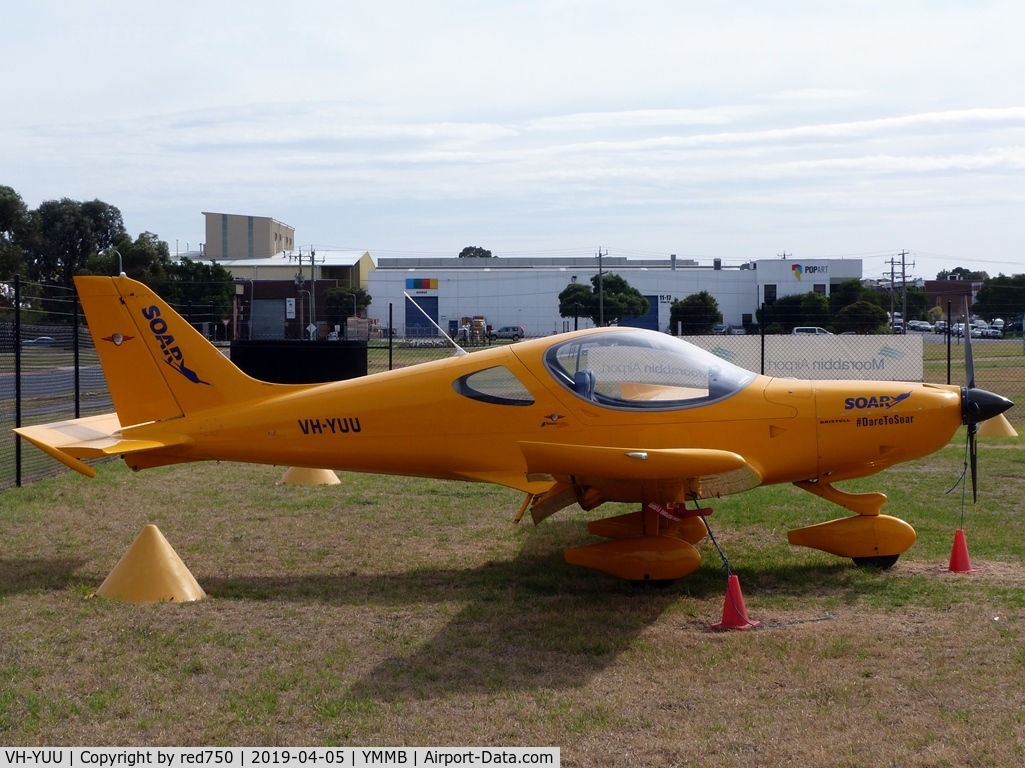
76 275 273 425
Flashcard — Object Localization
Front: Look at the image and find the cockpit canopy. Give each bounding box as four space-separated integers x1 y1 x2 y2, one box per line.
544 329 756 410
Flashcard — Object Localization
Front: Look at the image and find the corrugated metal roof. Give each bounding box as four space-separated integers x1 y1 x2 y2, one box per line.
188 250 372 268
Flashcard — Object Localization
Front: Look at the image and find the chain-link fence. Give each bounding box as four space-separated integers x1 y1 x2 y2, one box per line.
1 278 113 489
4 279 1021 490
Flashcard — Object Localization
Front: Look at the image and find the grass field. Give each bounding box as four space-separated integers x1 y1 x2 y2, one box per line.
1 436 1024 763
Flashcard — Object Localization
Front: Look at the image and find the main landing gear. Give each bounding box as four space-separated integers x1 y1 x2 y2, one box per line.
563 501 710 584
562 481 917 583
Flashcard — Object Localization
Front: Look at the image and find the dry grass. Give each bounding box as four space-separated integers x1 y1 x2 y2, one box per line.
2 446 1025 764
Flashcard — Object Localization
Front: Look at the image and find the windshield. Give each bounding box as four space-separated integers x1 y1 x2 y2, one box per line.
544 329 756 410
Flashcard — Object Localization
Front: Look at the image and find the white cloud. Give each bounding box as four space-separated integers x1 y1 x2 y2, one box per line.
2 1 1024 276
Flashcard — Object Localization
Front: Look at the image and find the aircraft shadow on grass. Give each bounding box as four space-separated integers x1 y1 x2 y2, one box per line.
0 558 88 596
198 524 854 701
0 533 853 698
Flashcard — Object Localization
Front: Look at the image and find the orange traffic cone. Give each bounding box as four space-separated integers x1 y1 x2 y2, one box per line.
945 528 975 573
712 574 760 630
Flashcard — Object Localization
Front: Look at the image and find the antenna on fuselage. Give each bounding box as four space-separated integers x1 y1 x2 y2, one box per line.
403 291 467 356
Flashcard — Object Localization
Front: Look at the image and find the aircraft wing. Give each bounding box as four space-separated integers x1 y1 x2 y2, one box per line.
516 441 763 523
14 413 191 478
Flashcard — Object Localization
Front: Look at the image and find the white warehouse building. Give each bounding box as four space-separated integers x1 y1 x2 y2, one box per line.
366 256 863 337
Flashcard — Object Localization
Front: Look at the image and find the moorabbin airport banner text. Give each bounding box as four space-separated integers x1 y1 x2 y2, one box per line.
1 749 559 768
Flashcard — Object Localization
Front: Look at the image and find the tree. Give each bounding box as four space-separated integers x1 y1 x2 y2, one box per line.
828 279 887 316
25 198 127 286
596 274 648 325
669 291 720 335
0 185 28 279
162 257 234 322
325 286 372 327
557 282 595 326
82 231 171 288
800 291 831 330
758 290 843 332
756 293 806 332
972 275 1025 322
937 266 989 281
901 286 928 321
835 301 888 334
458 246 493 258
558 273 648 326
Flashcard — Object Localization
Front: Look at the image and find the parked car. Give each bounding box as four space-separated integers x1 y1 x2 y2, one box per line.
490 325 525 341
22 336 56 346
934 321 948 334
907 320 932 332
791 327 832 335
970 327 1000 339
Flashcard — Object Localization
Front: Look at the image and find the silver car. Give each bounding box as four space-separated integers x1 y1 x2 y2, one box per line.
490 325 525 341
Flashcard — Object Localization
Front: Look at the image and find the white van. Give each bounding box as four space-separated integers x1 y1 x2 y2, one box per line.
791 327 832 335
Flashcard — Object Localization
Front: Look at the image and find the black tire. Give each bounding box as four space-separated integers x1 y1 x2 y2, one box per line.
630 578 676 589
852 554 900 569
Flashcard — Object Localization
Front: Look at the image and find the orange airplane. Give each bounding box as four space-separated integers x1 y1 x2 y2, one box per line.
16 276 1014 583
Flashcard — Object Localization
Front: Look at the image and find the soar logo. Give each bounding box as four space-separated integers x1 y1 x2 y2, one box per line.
142 306 211 385
844 392 912 410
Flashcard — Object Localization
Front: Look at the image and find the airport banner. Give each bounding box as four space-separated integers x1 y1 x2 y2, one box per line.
687 335 924 382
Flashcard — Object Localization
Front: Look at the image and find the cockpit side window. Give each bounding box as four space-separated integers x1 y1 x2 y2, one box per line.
453 366 535 406
544 330 755 410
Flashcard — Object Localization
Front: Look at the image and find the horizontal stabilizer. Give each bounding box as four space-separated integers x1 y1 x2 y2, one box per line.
14 413 191 478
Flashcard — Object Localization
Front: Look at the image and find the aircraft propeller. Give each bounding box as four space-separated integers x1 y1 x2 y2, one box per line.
959 300 1014 502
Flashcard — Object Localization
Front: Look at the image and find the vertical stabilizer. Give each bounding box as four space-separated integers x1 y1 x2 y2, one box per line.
76 275 273 425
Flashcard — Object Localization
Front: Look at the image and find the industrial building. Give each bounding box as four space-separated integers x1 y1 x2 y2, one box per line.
191 212 863 339
367 255 863 337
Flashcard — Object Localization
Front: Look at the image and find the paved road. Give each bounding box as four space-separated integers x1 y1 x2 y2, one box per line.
0 365 108 400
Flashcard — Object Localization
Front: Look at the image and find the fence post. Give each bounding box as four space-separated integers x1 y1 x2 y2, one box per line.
946 301 951 385
74 284 81 419
388 303 393 371
14 274 21 487
759 303 766 375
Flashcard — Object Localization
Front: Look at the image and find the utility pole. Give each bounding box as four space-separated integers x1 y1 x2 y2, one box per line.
885 256 897 329
899 249 912 331
597 247 607 326
289 247 324 340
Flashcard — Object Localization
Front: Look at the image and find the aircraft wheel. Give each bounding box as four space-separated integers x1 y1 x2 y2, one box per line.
630 578 676 589
852 554 900 569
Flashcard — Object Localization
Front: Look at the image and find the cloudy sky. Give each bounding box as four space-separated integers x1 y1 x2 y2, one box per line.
3 1 1023 280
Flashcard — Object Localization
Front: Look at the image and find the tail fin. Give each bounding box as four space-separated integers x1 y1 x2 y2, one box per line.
75 275 273 426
